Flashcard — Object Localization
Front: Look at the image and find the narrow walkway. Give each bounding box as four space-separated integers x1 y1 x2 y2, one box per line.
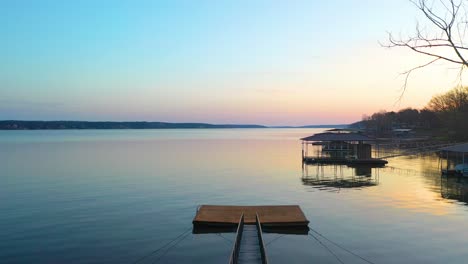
229 214 268 264
379 142 461 159
238 225 262 264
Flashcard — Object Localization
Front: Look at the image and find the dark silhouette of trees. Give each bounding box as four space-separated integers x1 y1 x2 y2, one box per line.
397 108 420 125
386 0 468 90
361 108 423 137
427 86 468 112
360 86 468 140
427 86 468 139
419 108 439 128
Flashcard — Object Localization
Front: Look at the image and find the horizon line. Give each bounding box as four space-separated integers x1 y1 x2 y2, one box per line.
0 120 351 128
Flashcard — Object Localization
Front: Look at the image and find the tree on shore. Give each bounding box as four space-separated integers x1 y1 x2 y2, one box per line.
360 86 468 140
360 108 422 137
386 0 468 90
427 86 468 112
427 86 468 139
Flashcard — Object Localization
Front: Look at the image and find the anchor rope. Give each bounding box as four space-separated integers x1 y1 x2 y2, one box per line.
216 233 233 244
309 228 377 264
265 234 286 246
150 231 192 264
131 226 192 264
131 225 377 264
309 232 345 264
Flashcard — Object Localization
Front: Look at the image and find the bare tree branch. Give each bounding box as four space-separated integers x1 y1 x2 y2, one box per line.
386 0 468 93
397 58 442 103
386 34 464 64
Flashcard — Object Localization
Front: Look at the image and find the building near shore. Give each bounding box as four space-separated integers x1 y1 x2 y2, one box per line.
300 131 387 166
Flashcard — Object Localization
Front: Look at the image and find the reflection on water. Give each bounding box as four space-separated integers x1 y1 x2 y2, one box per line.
2 129 468 264
441 176 468 205
392 152 468 206
302 164 380 191
193 225 309 235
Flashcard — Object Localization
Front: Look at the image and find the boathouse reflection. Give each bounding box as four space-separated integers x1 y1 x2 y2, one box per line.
441 176 468 205
301 163 380 190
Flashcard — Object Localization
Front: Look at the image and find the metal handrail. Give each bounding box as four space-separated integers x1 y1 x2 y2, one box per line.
256 213 269 264
229 213 244 264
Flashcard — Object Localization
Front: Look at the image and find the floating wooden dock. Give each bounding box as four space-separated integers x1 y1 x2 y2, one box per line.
193 205 309 228
303 157 388 166
194 205 309 264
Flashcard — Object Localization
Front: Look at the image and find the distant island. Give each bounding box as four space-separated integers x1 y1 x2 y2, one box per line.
0 120 347 130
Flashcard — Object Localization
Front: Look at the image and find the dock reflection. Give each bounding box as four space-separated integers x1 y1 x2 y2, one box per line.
441 176 468 205
192 225 309 235
302 163 380 191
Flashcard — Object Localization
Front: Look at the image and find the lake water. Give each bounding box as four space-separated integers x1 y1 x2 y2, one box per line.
1 129 468 264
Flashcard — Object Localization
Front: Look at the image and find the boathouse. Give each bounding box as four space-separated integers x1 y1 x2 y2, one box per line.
440 143 468 176
301 131 387 166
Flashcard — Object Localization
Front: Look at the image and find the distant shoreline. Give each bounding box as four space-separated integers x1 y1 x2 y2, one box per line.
0 121 347 130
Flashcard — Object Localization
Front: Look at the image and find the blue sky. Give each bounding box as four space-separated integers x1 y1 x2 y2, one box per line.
0 0 458 125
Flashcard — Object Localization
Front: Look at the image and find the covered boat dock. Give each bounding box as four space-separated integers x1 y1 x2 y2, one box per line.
440 143 468 176
301 131 387 166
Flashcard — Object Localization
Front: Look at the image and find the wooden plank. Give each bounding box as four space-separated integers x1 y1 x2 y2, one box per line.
193 205 309 227
238 225 261 264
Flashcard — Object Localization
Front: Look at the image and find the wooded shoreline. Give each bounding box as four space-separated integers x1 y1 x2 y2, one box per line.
0 120 347 130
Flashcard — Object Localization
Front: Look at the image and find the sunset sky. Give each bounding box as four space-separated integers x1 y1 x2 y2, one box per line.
1 0 465 125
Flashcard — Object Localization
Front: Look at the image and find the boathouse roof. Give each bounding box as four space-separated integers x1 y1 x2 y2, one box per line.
301 132 374 142
440 143 468 153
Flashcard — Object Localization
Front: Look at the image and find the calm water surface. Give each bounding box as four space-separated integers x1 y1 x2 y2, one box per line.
1 129 468 264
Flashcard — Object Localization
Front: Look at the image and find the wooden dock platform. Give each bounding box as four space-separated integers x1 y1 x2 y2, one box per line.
303 157 388 166
193 205 309 227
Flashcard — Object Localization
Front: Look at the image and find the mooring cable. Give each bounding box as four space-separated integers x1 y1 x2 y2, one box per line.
309 228 377 264
131 226 192 264
265 234 286 247
150 231 192 264
216 233 233 244
309 232 345 264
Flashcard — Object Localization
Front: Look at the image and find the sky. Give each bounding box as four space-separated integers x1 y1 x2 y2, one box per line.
1 0 465 126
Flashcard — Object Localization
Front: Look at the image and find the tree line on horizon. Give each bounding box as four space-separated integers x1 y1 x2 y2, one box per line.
359 86 468 141
0 121 267 130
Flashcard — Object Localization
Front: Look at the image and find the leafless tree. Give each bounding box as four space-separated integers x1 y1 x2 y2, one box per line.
385 0 468 93
427 86 468 111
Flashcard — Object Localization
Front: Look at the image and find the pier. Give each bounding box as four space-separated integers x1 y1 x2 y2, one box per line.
229 214 268 264
301 131 388 166
193 205 309 264
193 205 309 227
378 141 460 159
440 143 468 176
302 156 388 166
